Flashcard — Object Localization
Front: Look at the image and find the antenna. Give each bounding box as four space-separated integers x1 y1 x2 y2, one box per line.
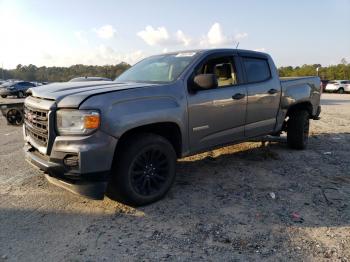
235 42 240 49
1 62 4 80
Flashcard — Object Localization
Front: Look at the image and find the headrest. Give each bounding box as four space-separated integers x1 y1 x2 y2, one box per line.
215 64 231 78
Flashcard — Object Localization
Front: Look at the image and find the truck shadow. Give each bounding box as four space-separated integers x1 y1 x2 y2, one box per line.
169 132 350 227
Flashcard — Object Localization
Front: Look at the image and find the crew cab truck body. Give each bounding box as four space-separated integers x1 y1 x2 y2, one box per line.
23 49 321 205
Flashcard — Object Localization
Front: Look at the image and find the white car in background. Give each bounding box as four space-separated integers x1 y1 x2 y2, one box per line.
325 80 350 94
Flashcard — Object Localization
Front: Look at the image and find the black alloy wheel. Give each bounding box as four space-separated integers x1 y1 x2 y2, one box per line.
130 148 170 196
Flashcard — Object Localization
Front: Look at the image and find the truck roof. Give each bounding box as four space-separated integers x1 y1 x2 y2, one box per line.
161 48 268 57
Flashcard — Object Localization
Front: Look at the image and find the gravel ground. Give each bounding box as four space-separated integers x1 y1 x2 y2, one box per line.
0 93 349 262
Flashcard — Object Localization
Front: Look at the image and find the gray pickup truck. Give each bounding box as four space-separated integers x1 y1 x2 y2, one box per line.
24 49 321 205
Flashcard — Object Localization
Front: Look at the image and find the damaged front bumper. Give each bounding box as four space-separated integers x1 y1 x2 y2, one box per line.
24 130 118 199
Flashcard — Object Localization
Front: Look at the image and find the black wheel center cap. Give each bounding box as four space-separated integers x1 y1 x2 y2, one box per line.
144 164 156 176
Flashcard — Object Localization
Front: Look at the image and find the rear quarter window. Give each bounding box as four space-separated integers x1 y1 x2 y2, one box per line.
243 57 271 83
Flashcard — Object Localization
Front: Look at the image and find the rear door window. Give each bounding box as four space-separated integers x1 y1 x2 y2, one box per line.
242 57 271 83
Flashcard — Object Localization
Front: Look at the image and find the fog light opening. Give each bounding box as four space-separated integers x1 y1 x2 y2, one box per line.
63 154 79 168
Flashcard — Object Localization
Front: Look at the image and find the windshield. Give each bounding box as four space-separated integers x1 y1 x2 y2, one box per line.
116 52 198 83
0 82 16 87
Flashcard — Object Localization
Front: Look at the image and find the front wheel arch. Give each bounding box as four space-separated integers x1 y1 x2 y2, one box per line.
114 122 182 159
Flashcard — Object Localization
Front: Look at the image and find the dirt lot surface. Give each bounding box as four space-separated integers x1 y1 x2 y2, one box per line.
0 93 349 261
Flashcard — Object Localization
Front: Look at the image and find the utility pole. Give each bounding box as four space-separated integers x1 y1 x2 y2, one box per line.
1 62 4 80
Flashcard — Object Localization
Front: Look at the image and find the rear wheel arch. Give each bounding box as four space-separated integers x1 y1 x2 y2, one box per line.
286 102 313 119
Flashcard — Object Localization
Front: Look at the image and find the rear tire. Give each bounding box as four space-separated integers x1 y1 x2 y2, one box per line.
110 133 177 206
1 95 7 98
338 88 344 94
287 110 310 150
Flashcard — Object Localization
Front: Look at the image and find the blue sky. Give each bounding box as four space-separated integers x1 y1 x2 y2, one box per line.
0 0 349 68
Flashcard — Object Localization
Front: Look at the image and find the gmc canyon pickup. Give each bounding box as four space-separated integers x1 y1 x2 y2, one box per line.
24 49 321 205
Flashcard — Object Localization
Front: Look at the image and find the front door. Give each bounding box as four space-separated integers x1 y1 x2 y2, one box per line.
187 54 247 152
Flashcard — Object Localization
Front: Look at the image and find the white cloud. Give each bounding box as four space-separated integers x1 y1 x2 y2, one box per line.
137 23 247 50
94 25 116 39
200 22 248 47
176 30 191 46
137 26 170 46
137 26 191 47
206 23 229 45
235 32 248 41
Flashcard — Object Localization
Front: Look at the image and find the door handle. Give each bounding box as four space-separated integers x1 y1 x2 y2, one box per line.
232 93 245 100
268 88 278 94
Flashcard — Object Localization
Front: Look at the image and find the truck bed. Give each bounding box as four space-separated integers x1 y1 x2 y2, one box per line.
279 76 321 117
280 76 320 86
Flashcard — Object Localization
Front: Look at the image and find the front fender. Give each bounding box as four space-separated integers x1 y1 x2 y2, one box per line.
79 82 190 155
106 95 184 137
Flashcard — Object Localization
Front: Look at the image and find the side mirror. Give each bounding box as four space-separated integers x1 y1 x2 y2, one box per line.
193 74 218 90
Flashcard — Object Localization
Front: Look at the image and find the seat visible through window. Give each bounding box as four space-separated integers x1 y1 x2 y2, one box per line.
215 63 236 87
196 56 237 87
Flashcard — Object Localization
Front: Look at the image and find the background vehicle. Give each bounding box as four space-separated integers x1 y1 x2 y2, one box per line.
24 49 321 206
69 76 112 82
325 80 350 93
320 80 329 92
0 81 36 98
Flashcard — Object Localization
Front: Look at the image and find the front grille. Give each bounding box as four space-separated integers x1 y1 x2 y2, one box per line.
24 104 49 147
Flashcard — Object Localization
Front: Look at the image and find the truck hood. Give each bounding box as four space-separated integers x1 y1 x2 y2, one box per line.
30 81 156 108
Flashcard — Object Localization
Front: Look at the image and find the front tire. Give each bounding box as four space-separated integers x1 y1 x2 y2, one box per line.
1 95 7 98
111 133 177 206
287 110 310 150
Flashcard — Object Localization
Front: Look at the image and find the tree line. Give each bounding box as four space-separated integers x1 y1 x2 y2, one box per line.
278 59 349 80
1 63 131 82
1 59 349 82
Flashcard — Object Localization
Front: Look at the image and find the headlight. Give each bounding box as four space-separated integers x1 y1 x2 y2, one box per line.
56 110 100 135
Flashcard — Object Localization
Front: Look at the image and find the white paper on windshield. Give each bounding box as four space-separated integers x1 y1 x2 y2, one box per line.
175 52 196 57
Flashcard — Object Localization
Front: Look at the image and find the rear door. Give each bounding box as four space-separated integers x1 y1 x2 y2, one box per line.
187 52 247 152
239 54 281 137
